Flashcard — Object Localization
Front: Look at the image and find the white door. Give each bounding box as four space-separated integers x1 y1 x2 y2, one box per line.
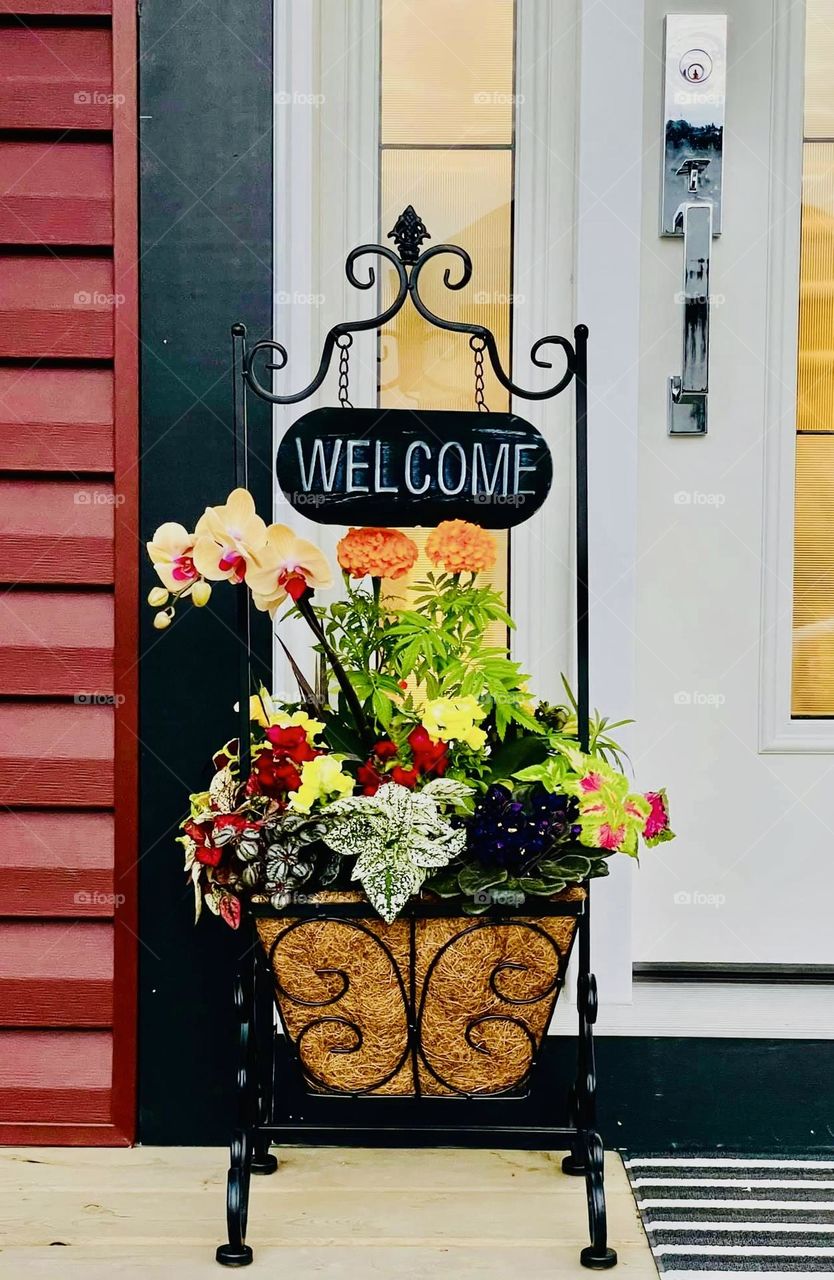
592 0 834 1037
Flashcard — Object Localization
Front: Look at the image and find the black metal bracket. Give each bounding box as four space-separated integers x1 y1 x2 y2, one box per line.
237 205 578 407
216 207 616 1269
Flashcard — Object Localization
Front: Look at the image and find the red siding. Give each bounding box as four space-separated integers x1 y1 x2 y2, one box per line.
0 1 137 1145
0 368 114 472
0 141 113 245
0 26 113 129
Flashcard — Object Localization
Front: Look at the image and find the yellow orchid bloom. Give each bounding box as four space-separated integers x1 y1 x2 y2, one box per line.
147 521 199 592
289 755 353 813
192 488 269 584
246 523 333 615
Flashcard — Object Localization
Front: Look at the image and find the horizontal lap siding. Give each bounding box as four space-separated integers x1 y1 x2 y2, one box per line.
0 2 136 1144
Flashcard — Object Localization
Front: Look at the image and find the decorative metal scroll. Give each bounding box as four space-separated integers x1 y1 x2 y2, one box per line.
237 205 581 407
254 910 580 1099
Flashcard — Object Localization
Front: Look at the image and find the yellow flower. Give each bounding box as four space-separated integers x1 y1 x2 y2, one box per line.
147 522 199 592
421 695 488 751
192 488 268 583
249 689 274 728
247 523 333 614
289 755 353 813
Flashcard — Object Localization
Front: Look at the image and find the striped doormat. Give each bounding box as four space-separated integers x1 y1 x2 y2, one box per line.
624 1154 834 1276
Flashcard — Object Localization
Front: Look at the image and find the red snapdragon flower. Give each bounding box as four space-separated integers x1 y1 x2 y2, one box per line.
357 759 385 795
246 749 302 799
390 764 419 789
407 726 449 777
265 724 319 764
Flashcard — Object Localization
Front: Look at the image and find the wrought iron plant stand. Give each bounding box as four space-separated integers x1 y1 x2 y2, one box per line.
215 207 617 1269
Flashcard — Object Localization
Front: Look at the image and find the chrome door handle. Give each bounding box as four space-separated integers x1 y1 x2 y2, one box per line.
669 200 712 435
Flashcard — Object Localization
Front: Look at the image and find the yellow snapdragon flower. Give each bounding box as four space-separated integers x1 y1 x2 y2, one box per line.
289 755 354 813
421 695 488 751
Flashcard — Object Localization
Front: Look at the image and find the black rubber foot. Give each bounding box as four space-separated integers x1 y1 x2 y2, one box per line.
216 1243 253 1267
251 1152 278 1175
580 1246 618 1269
561 1153 587 1176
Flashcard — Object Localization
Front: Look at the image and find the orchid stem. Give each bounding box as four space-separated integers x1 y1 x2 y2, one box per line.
295 592 370 747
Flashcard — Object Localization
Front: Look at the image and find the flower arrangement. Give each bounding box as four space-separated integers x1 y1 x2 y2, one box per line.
148 490 673 926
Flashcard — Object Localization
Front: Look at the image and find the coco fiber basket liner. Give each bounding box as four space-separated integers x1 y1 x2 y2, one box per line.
253 887 584 1098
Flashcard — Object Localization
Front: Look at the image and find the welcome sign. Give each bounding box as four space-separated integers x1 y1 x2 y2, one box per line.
275 407 552 528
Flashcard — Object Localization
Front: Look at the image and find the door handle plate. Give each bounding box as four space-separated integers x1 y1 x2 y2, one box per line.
661 14 726 237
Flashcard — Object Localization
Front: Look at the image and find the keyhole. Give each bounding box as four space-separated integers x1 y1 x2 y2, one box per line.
680 48 713 84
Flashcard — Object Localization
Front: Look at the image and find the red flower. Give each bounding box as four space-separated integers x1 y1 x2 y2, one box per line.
265 724 318 764
357 759 385 795
374 739 398 761
407 726 449 777
390 764 419 789
247 749 302 799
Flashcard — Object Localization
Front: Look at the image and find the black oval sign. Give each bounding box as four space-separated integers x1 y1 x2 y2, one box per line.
275 407 552 529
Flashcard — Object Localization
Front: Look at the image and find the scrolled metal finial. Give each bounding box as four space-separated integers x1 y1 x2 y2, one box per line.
388 204 430 264
408 246 576 401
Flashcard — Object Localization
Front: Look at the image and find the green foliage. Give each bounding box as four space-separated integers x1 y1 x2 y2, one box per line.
424 845 610 913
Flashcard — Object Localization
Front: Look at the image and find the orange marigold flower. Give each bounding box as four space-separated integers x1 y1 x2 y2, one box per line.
336 527 419 580
425 520 496 575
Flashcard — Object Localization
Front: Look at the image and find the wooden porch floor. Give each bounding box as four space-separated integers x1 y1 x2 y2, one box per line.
0 1146 655 1277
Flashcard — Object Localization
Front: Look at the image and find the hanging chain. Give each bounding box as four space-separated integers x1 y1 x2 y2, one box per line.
471 335 489 413
337 333 353 408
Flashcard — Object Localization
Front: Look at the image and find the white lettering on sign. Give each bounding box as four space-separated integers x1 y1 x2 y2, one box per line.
346 439 370 493
513 444 536 495
405 440 431 495
373 439 398 494
292 437 542 499
296 437 343 492
437 441 467 496
472 441 509 496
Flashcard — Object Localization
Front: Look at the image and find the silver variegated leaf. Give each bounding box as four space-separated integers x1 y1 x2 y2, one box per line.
352 848 421 924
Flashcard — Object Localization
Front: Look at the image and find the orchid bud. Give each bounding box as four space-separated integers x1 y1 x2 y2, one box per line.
191 580 212 607
147 586 169 607
153 610 172 630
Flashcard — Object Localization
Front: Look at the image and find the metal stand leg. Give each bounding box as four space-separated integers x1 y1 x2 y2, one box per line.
250 949 278 1176
561 900 617 1267
216 971 256 1266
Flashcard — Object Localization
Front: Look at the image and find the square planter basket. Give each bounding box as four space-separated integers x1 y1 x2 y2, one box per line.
251 887 585 1099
